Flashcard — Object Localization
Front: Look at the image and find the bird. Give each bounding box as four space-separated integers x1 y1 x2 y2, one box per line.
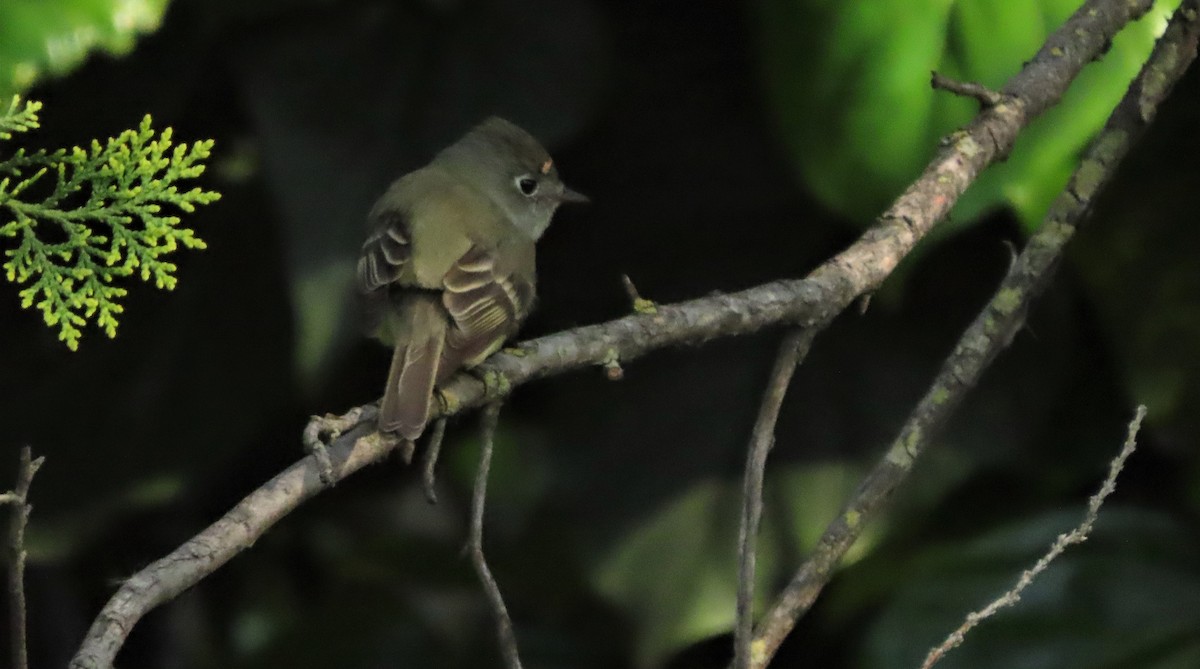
357 117 586 440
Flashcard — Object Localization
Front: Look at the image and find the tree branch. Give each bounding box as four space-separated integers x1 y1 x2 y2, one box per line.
69 1 1164 666
744 3 1200 665
4 446 45 669
468 404 525 669
733 330 816 669
69 425 401 669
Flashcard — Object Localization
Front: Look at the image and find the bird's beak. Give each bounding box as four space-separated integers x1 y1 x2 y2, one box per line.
557 186 590 204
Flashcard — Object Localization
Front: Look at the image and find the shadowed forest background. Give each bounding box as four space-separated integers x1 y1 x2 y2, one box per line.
2 1 1200 668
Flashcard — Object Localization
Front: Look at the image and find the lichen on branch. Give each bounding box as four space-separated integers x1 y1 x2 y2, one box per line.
0 95 221 349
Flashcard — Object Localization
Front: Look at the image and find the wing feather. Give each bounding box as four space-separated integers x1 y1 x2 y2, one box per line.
440 246 534 373
361 185 536 439
357 210 411 294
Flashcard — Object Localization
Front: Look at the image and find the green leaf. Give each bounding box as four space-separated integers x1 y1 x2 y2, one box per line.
0 0 171 97
756 0 1181 230
591 463 874 668
860 507 1200 669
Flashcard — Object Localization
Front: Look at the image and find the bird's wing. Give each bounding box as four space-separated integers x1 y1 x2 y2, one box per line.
440 244 535 375
360 170 532 438
357 208 412 294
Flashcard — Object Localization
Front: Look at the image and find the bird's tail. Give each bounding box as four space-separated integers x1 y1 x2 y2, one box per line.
379 294 447 440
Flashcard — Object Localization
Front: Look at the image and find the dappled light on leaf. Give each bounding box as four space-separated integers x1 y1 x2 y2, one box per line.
757 0 1181 229
0 0 170 97
861 508 1200 669
592 464 869 667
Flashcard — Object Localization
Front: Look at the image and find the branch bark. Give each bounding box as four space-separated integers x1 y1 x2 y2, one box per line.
69 0 1167 666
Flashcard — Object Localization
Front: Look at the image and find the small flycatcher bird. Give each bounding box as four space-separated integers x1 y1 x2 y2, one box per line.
357 117 586 440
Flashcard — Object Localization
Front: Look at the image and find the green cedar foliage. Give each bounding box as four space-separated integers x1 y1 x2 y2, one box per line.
0 96 220 350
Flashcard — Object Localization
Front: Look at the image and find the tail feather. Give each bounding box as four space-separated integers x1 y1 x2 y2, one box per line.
378 297 447 440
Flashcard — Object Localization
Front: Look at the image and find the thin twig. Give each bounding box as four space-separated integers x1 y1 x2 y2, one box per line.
421 417 448 504
930 72 1004 106
468 404 524 669
733 329 816 669
4 446 45 669
920 405 1147 669
743 3 1200 665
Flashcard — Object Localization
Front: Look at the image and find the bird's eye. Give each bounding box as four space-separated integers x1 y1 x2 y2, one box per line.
516 176 539 196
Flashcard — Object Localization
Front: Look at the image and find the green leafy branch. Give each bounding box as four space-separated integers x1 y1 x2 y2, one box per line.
0 95 220 350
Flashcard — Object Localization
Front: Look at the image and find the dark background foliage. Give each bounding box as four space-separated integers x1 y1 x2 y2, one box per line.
2 1 1200 667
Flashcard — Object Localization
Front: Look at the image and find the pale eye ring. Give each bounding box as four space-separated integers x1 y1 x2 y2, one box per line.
516 176 539 196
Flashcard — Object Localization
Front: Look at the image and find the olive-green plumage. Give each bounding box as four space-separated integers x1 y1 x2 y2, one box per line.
357 118 586 439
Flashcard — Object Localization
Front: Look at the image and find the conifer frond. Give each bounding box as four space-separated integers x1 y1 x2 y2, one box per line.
0 96 42 140
0 98 220 349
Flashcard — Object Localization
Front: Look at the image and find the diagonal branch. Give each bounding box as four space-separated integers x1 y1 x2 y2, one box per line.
68 1 1160 666
69 423 400 669
743 3 1200 666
